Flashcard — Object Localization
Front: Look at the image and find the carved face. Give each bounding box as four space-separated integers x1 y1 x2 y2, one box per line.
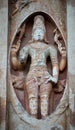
32 27 45 41
32 15 46 41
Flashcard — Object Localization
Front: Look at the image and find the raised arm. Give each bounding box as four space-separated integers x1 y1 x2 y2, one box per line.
54 28 67 71
50 46 59 84
11 41 24 70
10 24 26 70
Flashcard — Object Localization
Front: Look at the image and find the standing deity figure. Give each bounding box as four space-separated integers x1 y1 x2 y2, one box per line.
11 15 59 119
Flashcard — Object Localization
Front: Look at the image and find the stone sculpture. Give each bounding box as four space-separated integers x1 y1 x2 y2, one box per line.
10 15 66 119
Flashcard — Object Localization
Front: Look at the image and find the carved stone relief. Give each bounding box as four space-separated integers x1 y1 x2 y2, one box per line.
8 0 68 129
10 14 67 119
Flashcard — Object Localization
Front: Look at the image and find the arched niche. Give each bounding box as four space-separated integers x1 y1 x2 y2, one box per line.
9 11 67 125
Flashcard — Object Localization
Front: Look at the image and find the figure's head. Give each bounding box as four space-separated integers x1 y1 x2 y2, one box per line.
32 15 46 41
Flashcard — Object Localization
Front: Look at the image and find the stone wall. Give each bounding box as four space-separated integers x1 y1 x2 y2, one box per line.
0 0 75 130
67 0 75 129
0 0 8 130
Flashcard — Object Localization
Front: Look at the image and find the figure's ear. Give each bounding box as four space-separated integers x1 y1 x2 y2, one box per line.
44 34 49 44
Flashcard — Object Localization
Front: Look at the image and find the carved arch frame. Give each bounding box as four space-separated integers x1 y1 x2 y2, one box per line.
8 3 68 127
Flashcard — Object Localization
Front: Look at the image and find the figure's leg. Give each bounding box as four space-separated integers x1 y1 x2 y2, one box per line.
26 77 38 118
40 82 52 119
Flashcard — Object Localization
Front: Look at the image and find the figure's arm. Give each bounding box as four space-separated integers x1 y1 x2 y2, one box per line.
19 46 29 64
54 28 67 71
11 42 29 71
58 45 66 71
50 46 59 84
11 24 26 70
11 41 24 70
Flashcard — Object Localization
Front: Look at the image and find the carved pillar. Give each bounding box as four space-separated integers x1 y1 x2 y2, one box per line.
0 0 8 130
67 0 75 129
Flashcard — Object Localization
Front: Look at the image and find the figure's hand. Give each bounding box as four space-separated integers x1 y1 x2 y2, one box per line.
11 41 21 54
53 28 66 57
54 33 61 43
45 75 58 84
58 45 66 57
54 28 62 43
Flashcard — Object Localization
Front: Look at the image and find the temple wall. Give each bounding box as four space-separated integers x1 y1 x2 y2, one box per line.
67 0 75 129
0 0 75 130
0 0 8 130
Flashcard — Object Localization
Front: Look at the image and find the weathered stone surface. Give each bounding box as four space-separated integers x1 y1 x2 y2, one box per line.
8 0 68 130
2 0 75 130
0 0 8 130
10 0 66 44
67 0 75 129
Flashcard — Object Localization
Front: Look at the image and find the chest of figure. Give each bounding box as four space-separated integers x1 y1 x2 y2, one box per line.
29 47 46 60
